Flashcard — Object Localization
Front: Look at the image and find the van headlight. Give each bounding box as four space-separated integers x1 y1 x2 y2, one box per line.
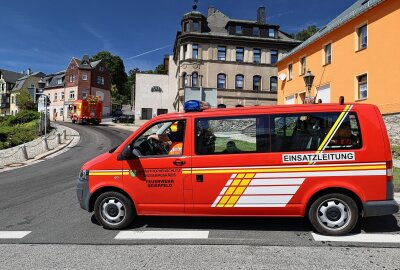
79 170 90 181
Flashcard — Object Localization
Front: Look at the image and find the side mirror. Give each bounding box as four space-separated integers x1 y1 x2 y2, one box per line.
121 144 138 160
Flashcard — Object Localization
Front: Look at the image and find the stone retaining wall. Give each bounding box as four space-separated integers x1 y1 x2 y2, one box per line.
0 124 74 168
383 113 400 146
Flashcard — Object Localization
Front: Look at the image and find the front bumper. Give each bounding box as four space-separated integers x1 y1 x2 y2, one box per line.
363 200 399 217
76 178 91 211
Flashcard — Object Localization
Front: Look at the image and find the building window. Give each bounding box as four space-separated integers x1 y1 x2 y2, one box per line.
61 92 64 100
268 28 275 38
218 46 226 61
54 93 58 101
82 89 87 100
69 91 75 100
253 48 261 63
192 72 199 87
253 26 260 36
60 108 64 116
324 43 332 65
235 25 242 34
357 74 368 100
183 45 187 60
184 21 190 32
357 24 367 50
11 96 14 104
271 50 278 64
217 74 226 89
69 75 75 83
235 75 244 90
253 75 261 91
193 21 199 32
288 64 293 80
236 47 244 62
192 44 199 59
97 76 104 85
300 57 306 75
141 108 153 120
270 76 278 92
57 78 62 85
182 73 188 87
82 72 87 80
99 66 105 72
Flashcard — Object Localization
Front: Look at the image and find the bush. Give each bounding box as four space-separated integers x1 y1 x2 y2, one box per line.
6 111 40 126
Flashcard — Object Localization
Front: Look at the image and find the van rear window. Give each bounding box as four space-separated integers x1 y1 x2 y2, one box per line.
271 112 362 152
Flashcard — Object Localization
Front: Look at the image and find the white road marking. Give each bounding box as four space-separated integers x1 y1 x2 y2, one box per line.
312 233 400 243
115 231 210 240
0 231 31 239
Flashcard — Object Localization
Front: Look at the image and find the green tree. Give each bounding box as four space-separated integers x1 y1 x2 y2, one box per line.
91 51 128 97
293 25 320 41
16 88 36 111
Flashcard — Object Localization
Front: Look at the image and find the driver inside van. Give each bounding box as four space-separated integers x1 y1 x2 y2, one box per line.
147 121 185 155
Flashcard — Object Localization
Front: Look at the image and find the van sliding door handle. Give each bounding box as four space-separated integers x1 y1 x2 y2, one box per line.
173 160 186 166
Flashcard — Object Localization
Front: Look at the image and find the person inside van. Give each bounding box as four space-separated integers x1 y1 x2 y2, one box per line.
222 141 241 154
147 121 185 155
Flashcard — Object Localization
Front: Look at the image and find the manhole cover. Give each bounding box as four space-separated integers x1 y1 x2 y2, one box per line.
7 163 25 167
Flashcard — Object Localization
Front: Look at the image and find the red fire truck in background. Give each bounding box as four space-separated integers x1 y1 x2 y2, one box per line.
70 96 103 125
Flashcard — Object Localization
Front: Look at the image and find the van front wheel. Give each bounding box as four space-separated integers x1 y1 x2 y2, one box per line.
308 193 359 236
94 191 135 230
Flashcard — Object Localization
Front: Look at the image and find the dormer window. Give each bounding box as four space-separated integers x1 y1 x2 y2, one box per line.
235 25 242 34
253 26 260 36
57 78 62 85
184 21 190 32
268 28 275 38
193 21 199 32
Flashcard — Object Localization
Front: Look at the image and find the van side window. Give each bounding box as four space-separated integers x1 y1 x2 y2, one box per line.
195 116 270 155
271 112 362 152
327 113 362 149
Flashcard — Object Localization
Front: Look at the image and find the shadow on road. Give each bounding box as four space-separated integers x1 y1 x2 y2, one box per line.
91 213 400 234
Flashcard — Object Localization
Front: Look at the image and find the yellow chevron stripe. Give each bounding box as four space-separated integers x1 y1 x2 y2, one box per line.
216 173 253 207
190 165 385 175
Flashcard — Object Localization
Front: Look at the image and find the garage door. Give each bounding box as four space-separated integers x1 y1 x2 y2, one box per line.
316 84 331 103
285 95 295 104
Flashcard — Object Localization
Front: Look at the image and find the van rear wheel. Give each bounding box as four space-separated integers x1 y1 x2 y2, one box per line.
308 193 359 236
94 191 135 230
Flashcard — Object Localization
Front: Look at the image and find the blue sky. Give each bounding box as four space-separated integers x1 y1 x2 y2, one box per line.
0 0 354 74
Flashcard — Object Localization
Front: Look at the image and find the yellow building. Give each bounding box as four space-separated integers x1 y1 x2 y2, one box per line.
277 0 400 115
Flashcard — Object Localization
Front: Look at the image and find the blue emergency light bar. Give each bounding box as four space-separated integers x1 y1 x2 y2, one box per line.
184 100 211 112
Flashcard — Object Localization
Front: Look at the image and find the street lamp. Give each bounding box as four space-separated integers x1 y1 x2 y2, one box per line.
303 69 315 104
37 78 48 137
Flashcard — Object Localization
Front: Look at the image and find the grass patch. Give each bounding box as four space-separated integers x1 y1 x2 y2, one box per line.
392 144 400 160
394 167 400 191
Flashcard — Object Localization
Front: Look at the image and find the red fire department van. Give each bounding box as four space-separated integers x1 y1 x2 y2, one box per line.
70 97 103 125
77 100 398 236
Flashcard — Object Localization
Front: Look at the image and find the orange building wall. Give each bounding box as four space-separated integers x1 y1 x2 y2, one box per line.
277 0 400 114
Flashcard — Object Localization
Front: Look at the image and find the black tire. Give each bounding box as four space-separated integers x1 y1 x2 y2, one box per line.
308 193 359 236
94 191 135 230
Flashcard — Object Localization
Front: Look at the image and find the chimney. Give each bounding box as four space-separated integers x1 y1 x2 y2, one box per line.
208 6 216 17
257 6 266 24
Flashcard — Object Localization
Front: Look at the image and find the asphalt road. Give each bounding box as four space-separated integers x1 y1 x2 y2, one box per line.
1 123 400 265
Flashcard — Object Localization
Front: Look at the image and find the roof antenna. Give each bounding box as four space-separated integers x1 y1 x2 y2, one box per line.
193 0 198 10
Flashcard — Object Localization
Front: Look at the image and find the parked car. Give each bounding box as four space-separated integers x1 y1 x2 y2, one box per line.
112 114 135 124
113 109 123 117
